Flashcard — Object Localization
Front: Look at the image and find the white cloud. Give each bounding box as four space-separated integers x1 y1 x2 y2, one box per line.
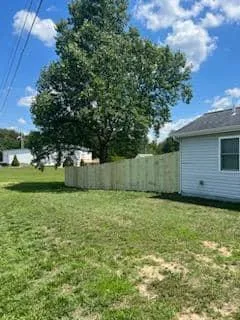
46 5 57 12
225 88 240 98
201 12 224 28
134 0 240 71
18 86 37 107
207 87 240 111
211 96 232 111
148 117 198 142
165 20 216 71
13 10 57 47
203 0 240 21
222 2 240 21
18 118 27 125
135 0 203 30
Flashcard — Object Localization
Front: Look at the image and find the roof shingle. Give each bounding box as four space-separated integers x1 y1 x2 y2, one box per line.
174 107 240 137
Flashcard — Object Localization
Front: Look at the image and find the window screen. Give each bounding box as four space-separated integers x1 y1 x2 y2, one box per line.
221 138 239 171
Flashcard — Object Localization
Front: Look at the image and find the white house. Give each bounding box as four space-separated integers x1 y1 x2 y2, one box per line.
43 150 93 166
2 149 33 165
173 107 240 202
1 148 93 166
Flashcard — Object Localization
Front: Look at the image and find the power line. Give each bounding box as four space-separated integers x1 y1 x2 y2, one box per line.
0 0 34 100
0 0 44 117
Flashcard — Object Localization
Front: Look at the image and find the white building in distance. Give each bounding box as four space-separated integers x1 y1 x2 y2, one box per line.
1 149 94 166
2 149 33 165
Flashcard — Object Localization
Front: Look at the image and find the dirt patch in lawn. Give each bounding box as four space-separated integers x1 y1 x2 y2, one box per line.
139 265 166 282
194 254 213 264
193 253 238 274
142 255 188 275
202 241 232 257
202 241 218 250
211 301 239 317
137 282 158 300
137 265 165 299
137 255 188 299
193 254 221 270
176 309 209 320
218 246 232 257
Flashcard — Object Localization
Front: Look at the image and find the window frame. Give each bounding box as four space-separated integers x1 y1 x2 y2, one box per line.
219 136 240 172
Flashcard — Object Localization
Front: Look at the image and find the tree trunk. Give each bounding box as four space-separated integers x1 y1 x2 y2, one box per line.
99 144 108 164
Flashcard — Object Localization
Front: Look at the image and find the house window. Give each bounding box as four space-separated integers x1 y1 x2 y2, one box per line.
220 137 239 171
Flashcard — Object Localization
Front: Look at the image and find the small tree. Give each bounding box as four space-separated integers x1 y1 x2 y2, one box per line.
11 155 20 167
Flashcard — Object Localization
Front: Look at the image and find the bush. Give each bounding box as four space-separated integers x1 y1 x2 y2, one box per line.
110 155 126 162
11 155 20 167
80 159 85 166
0 163 9 167
63 156 74 167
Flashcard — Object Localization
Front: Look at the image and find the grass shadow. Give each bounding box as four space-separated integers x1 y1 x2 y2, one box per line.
4 182 86 193
151 193 240 212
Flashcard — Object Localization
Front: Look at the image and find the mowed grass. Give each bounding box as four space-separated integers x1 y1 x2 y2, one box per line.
0 167 240 320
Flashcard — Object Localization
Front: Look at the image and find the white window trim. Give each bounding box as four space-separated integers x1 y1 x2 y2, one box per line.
219 136 240 173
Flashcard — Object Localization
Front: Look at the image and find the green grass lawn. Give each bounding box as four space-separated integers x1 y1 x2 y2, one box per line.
0 167 239 320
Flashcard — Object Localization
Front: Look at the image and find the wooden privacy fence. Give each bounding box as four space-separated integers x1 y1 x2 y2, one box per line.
65 152 180 193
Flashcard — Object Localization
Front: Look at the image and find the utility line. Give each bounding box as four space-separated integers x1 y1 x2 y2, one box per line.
0 0 34 100
0 0 44 116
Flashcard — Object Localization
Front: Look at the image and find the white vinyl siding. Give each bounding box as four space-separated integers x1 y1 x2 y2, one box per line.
180 132 240 201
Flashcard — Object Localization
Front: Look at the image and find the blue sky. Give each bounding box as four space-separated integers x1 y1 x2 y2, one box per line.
0 0 240 141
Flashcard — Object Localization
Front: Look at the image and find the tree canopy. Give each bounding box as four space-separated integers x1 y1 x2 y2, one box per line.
0 128 30 162
146 137 179 155
0 129 20 152
31 0 192 164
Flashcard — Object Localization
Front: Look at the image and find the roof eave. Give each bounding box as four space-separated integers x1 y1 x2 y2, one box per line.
172 125 240 138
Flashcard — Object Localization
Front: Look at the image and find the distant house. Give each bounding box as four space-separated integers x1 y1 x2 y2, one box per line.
173 107 240 202
2 149 33 165
1 148 95 166
43 150 94 166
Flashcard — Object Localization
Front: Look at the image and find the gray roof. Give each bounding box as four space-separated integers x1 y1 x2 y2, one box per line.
174 107 240 137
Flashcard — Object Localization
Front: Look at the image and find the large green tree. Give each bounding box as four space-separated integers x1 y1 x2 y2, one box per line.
31 0 192 164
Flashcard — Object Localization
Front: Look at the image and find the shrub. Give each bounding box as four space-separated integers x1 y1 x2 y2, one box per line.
11 155 20 167
63 156 74 167
110 155 126 162
80 159 85 166
0 163 9 167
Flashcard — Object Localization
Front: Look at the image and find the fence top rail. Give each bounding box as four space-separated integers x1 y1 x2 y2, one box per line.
67 152 179 169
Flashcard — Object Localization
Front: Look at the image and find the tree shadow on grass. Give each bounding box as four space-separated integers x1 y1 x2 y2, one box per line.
4 182 86 193
151 193 240 212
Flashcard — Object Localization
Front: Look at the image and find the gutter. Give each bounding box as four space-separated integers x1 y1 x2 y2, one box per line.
171 124 240 138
